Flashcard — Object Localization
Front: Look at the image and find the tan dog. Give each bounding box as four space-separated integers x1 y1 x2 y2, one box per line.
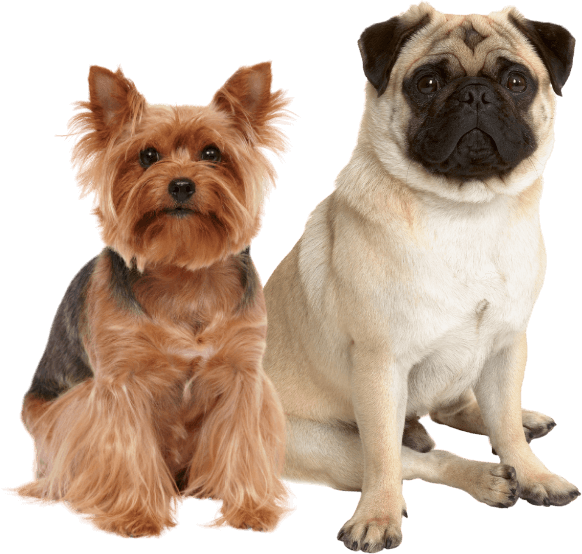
263 4 578 552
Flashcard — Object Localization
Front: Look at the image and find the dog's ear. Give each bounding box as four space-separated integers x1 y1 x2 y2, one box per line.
358 12 431 97
66 65 146 155
212 62 288 147
65 65 146 205
510 13 575 96
86 66 145 134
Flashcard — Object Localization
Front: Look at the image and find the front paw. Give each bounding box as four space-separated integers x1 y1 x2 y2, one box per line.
93 512 169 537
337 508 405 552
519 473 580 506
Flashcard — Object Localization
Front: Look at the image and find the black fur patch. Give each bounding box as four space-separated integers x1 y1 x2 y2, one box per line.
463 25 485 51
26 257 97 401
358 13 430 97
510 15 575 96
105 248 142 313
236 246 260 312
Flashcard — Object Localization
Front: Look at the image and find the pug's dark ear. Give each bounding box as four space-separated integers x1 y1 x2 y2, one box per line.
358 13 430 97
510 14 575 96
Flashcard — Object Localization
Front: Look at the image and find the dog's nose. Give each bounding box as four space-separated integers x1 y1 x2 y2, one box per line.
168 178 195 203
457 84 494 107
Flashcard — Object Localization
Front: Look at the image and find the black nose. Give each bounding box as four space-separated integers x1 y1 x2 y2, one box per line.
168 178 195 203
455 77 500 111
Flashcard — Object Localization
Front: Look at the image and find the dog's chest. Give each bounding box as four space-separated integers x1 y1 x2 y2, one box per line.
409 244 510 377
397 203 543 412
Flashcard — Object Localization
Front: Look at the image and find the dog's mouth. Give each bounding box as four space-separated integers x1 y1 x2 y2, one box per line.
413 125 535 180
163 206 196 218
134 207 196 236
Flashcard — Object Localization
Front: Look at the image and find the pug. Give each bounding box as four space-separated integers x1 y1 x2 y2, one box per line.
263 4 578 552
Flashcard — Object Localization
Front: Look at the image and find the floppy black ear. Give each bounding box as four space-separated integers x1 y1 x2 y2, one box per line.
358 13 430 97
510 15 575 96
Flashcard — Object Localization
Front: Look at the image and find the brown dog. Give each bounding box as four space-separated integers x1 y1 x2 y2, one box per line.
19 63 289 536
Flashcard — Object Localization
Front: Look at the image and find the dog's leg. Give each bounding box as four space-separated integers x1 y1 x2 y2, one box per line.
285 417 364 491
285 417 521 503
474 333 580 506
19 381 177 537
286 417 519 507
334 351 408 552
184 325 287 531
430 389 556 443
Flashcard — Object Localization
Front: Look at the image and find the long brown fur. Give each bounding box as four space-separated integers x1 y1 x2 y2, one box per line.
19 63 289 536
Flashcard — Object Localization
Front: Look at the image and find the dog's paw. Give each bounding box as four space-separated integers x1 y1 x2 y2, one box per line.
521 410 556 442
519 473 580 507
466 463 520 508
94 513 168 537
337 511 404 552
222 505 282 532
337 523 402 552
402 417 435 453
491 411 556 455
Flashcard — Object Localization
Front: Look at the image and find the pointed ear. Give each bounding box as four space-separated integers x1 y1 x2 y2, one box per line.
87 66 145 131
212 62 288 145
70 66 146 201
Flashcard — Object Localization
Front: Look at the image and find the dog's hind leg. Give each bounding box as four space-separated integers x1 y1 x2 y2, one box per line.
285 417 364 491
430 389 557 444
402 416 435 453
285 416 519 508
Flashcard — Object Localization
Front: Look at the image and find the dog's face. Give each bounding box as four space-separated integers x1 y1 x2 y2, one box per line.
72 64 287 271
358 3 575 202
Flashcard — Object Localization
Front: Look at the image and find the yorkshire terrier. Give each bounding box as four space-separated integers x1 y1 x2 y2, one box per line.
19 63 289 537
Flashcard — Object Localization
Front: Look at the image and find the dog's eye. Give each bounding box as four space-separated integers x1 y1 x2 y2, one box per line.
139 147 161 169
200 145 222 163
506 73 527 93
417 75 439 94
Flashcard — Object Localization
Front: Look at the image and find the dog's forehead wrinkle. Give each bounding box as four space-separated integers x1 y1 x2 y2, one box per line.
463 25 486 51
421 13 516 69
413 41 491 78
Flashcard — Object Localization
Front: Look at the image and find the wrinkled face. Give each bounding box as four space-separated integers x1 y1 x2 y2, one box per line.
359 6 572 203
103 105 265 271
404 50 538 180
